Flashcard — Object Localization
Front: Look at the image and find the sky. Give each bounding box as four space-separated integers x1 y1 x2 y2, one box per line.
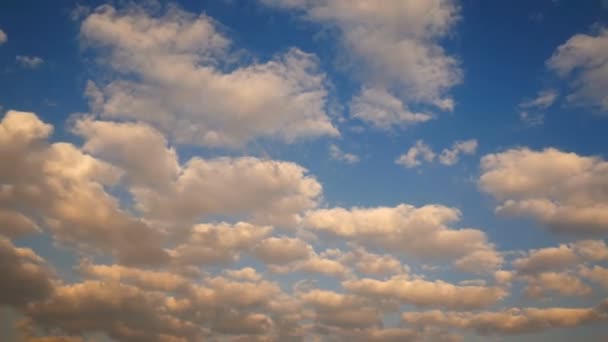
1 0 608 341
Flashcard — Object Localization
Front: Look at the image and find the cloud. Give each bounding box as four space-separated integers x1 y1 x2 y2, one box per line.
16 55 44 69
403 300 608 335
0 209 41 239
512 244 580 275
169 222 272 266
438 139 478 166
522 271 592 298
517 89 558 127
350 87 432 129
260 0 462 112
131 155 322 228
579 265 608 289
395 140 435 168
0 111 167 265
329 144 359 164
479 147 608 234
303 204 502 272
343 275 507 310
0 237 55 307
80 4 338 148
396 139 477 168
339 246 405 276
520 89 559 110
75 118 322 228
0 29 6 44
253 236 313 264
547 27 608 112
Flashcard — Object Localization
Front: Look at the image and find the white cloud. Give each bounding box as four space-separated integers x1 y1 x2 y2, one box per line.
260 0 462 112
396 139 477 168
547 28 608 112
438 139 478 166
520 89 559 110
343 275 507 310
80 4 338 147
579 265 608 289
479 147 608 234
0 237 55 307
329 144 359 164
350 87 432 129
0 111 167 265
403 300 608 335
395 140 435 168
517 89 558 127
16 55 44 69
0 29 7 44
303 204 502 272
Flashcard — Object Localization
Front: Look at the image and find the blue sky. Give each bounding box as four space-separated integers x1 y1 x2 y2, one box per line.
1 1 608 341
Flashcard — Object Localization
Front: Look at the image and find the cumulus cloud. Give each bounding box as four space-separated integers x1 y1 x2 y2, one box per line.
396 139 477 168
74 118 322 228
350 87 432 129
479 147 608 234
80 4 338 147
0 209 40 239
512 244 580 275
260 0 462 113
16 55 44 69
343 275 507 310
0 111 167 265
329 144 359 164
395 140 435 168
438 139 478 166
169 222 272 266
403 300 608 335
132 155 322 228
547 27 608 112
0 237 55 307
579 265 608 289
0 29 6 44
303 204 502 272
522 271 592 298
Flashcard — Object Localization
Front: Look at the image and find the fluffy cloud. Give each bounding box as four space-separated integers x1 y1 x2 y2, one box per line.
80 4 338 147
74 119 179 189
75 118 322 228
0 111 167 265
479 147 608 234
579 265 608 289
304 204 502 272
395 140 435 168
512 244 580 275
253 236 313 264
0 29 7 44
16 55 44 69
132 156 322 227
169 222 272 266
396 139 477 168
438 139 478 166
350 87 432 129
339 246 405 276
260 0 462 112
522 271 592 298
343 275 507 310
547 28 608 112
329 144 359 164
403 300 608 335
0 237 55 307
0 209 40 239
